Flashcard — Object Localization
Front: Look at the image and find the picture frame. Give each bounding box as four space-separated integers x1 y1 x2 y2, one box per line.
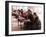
5 1 45 36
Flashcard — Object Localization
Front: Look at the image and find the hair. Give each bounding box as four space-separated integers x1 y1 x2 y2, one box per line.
21 9 23 10
18 9 20 12
12 13 16 16
28 9 32 12
33 12 37 16
13 10 16 12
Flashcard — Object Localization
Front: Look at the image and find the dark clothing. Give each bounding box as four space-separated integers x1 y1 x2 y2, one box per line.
23 14 34 30
28 14 34 23
32 17 41 30
23 14 41 30
12 13 18 18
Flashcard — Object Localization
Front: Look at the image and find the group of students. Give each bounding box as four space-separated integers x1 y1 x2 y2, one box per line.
12 9 41 30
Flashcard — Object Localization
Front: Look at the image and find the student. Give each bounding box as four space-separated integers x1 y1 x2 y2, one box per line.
12 10 18 19
33 16 41 30
20 9 23 16
32 13 41 30
23 9 34 30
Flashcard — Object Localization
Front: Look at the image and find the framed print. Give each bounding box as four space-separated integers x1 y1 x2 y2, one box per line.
5 1 45 36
